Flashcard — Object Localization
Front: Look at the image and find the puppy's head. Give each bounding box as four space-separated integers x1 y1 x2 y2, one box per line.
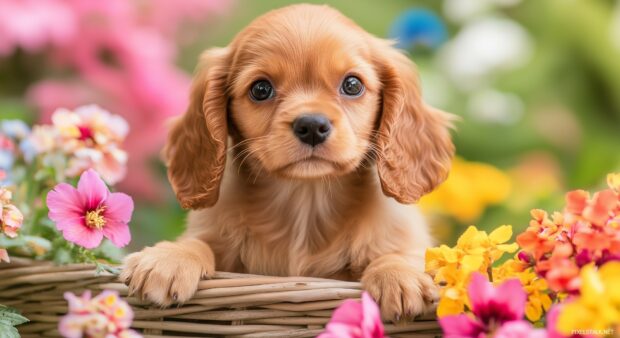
165 4 454 209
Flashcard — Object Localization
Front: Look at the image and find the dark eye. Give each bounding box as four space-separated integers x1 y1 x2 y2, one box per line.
250 80 274 101
341 76 364 96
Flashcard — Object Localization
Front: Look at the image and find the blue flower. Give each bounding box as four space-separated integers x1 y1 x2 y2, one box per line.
19 138 38 163
0 120 30 140
389 9 448 50
0 150 14 171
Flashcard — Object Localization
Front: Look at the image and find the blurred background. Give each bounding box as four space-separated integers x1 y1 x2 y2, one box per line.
1 0 619 249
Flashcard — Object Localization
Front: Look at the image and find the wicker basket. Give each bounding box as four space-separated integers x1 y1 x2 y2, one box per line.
0 258 441 338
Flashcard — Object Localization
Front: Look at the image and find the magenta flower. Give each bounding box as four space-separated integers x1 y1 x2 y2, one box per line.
440 273 527 338
318 292 385 338
47 169 133 249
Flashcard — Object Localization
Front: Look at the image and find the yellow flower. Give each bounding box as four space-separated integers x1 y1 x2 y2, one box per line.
426 225 519 317
609 173 620 193
493 261 552 321
557 262 620 334
438 284 468 317
420 157 512 222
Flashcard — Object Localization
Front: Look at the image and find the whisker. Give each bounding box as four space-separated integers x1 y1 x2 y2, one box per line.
227 135 271 153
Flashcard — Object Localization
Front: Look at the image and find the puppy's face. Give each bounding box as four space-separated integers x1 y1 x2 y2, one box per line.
228 13 381 179
165 4 454 209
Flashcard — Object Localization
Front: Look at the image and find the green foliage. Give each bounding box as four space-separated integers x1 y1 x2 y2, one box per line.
47 237 123 266
0 305 28 338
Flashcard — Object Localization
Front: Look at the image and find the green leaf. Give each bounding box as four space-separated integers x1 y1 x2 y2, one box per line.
0 325 19 338
23 236 52 253
96 262 121 276
0 305 28 338
33 168 51 181
0 236 26 248
0 311 28 326
53 246 72 265
92 240 124 264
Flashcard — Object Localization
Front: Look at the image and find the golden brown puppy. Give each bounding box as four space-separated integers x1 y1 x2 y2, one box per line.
120 4 454 320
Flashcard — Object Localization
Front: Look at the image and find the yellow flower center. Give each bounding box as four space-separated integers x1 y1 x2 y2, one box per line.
85 207 106 229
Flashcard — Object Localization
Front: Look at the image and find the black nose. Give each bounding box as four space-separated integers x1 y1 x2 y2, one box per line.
292 114 332 146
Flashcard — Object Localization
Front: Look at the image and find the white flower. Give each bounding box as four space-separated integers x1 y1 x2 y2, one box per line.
0 120 30 139
467 89 524 125
443 0 523 24
438 16 533 90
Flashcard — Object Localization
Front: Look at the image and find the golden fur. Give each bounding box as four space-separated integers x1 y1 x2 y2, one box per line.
121 4 454 320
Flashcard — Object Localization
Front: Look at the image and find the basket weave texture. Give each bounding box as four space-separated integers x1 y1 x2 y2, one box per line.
0 258 440 338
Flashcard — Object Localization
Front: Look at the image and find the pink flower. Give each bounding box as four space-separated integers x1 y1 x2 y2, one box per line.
66 146 128 186
494 321 547 338
0 188 23 263
1 188 23 239
140 0 233 37
440 273 527 338
1 204 23 238
0 0 77 56
51 105 129 185
318 292 385 338
46 169 133 249
59 290 141 338
22 0 229 199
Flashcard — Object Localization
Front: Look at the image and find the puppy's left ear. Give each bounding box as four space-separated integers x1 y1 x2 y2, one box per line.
373 40 455 204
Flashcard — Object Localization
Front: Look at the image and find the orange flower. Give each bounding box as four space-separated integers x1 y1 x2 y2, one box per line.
566 189 617 226
516 209 564 261
565 190 589 215
516 173 620 294
583 189 617 225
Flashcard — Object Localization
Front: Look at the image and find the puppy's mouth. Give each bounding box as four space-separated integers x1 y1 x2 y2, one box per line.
275 156 356 178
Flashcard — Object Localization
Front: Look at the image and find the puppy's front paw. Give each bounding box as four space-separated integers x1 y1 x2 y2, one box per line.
361 257 438 322
119 239 215 307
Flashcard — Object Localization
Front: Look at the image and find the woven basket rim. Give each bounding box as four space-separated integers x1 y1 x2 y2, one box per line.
1 258 440 337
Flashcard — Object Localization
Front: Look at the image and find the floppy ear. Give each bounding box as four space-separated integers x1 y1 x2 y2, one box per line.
164 48 230 209
373 40 455 204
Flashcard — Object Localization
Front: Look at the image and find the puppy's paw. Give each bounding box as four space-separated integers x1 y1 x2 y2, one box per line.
361 257 438 322
119 238 215 307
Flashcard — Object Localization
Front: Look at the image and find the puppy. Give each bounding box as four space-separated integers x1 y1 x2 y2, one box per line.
121 4 454 320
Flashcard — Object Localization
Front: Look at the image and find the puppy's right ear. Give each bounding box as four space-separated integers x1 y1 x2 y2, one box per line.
164 48 230 209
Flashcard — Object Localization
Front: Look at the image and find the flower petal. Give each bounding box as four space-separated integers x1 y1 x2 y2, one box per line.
47 183 85 222
328 299 362 326
565 190 588 215
53 215 86 232
77 169 109 209
58 314 90 338
489 225 513 244
439 314 483 338
494 320 546 338
437 295 465 317
361 292 384 337
102 220 131 248
608 173 620 193
64 291 91 312
494 278 527 321
467 273 494 317
461 255 484 274
321 322 360 338
60 223 103 249
104 192 133 223
583 189 616 225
